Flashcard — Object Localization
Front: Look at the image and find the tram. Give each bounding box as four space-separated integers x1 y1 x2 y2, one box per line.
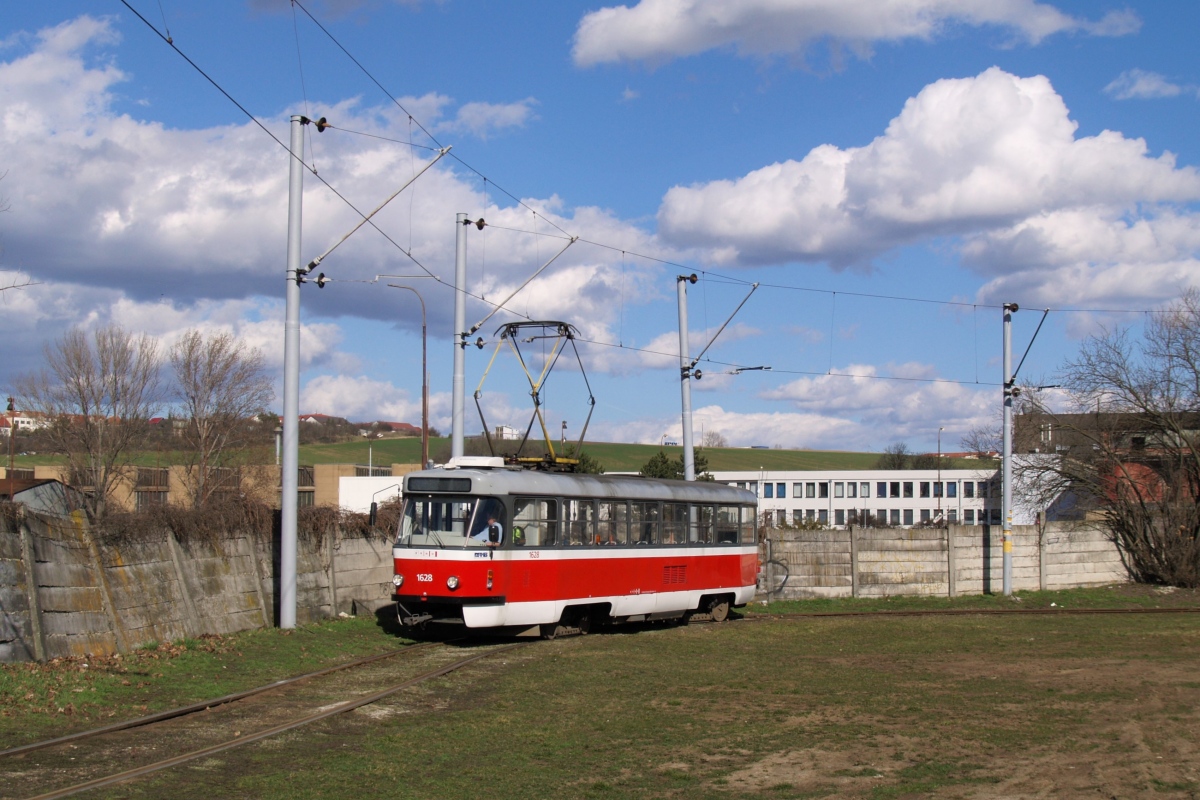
391 457 759 636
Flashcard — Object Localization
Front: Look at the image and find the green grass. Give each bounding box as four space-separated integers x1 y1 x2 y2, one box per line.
0 590 1182 799
0 617 411 750
748 584 1200 615
12 436 995 473
154 612 1198 798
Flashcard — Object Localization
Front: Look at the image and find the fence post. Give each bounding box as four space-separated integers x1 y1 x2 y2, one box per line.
850 527 859 599
947 526 957 598
18 521 47 663
326 527 339 617
1039 525 1048 591
80 518 130 653
166 530 202 639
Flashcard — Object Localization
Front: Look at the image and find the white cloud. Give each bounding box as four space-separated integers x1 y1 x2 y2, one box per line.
758 363 996 449
573 0 1139 67
1104 69 1190 101
658 67 1200 306
0 17 668 345
438 98 539 139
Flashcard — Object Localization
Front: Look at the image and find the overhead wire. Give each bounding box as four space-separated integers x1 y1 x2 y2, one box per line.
119 0 551 326
128 0 1178 397
290 2 317 172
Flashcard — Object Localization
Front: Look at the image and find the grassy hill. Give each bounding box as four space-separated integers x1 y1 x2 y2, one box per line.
12 437 991 473
299 438 988 472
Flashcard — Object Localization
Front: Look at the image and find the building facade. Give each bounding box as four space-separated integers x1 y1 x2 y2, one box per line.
711 468 1003 528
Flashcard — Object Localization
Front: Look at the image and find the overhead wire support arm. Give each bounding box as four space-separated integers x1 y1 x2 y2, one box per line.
467 237 578 336
1010 307 1050 390
685 281 759 377
303 147 452 275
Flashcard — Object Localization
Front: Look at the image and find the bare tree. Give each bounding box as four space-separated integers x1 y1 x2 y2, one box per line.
875 442 911 470
0 173 31 294
170 330 274 507
1021 290 1200 586
701 430 729 448
17 325 162 518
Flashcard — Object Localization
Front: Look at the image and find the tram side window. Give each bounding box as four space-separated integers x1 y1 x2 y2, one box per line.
632 502 659 544
662 503 687 545
597 501 628 545
691 504 715 543
739 506 755 543
565 499 595 545
716 505 739 543
513 498 557 547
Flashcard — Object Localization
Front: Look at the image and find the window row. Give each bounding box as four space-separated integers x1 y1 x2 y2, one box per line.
765 506 1004 528
741 479 997 500
511 498 755 547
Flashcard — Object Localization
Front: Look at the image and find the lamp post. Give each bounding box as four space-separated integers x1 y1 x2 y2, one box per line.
387 284 429 469
937 426 944 523
6 397 14 501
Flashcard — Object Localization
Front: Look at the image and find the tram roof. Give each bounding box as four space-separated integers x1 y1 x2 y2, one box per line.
404 467 757 505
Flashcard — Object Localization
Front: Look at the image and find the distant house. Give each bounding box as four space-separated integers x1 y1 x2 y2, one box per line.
494 425 520 441
383 422 421 436
1 411 50 434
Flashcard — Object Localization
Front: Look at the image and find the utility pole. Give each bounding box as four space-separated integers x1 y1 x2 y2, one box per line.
1001 302 1018 596
451 213 468 460
280 115 306 629
937 426 944 522
676 274 697 481
6 397 14 501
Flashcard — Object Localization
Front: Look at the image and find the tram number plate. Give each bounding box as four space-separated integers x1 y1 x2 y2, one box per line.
416 573 433 582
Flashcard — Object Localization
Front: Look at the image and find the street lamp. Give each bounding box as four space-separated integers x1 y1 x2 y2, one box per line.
937 426 944 523
387 284 429 469
6 397 14 501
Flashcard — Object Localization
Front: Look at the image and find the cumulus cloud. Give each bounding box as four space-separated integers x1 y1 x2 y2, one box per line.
658 67 1200 306
573 0 1139 67
0 17 669 349
757 362 996 449
1104 69 1192 100
437 98 539 139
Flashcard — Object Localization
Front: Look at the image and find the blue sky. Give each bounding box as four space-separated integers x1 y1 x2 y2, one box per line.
2 1 1198 455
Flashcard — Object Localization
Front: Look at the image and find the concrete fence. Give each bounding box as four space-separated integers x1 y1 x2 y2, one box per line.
758 522 1127 600
0 511 396 663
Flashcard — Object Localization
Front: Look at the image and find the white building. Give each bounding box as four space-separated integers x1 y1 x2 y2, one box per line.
711 468 1004 528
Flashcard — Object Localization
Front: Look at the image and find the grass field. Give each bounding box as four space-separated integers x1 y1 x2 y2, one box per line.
293 438 988 473
4 587 1198 799
10 435 994 473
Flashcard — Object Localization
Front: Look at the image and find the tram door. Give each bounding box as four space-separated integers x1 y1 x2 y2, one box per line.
472 497 511 601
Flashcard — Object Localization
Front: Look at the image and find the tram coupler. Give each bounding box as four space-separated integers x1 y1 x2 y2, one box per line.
396 602 434 628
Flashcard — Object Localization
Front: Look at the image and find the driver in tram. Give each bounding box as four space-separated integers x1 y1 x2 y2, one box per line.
472 513 504 547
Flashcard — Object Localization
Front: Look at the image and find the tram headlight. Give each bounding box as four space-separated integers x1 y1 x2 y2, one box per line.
446 575 460 591
392 574 404 588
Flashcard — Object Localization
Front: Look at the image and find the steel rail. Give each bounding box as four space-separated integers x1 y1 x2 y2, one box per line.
746 606 1200 620
2 642 439 759
26 642 529 800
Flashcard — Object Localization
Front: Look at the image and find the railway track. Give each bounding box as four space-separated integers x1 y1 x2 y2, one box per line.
6 640 529 800
745 605 1200 620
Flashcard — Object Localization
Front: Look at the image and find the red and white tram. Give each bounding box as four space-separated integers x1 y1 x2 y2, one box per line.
391 457 758 635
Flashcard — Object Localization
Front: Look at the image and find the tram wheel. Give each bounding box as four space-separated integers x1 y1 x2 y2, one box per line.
709 598 730 623
540 623 562 640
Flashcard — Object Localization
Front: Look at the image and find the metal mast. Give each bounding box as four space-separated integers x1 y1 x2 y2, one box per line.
676 274 697 481
451 213 468 459
280 115 306 628
1001 302 1017 596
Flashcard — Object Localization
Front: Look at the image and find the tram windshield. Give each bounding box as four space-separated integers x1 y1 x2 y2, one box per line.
397 495 507 549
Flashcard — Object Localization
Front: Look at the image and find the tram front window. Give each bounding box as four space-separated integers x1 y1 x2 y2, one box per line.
398 496 506 549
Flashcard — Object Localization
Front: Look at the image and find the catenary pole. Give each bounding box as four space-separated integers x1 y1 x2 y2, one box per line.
1002 302 1017 596
280 115 306 628
451 213 468 460
677 274 697 481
